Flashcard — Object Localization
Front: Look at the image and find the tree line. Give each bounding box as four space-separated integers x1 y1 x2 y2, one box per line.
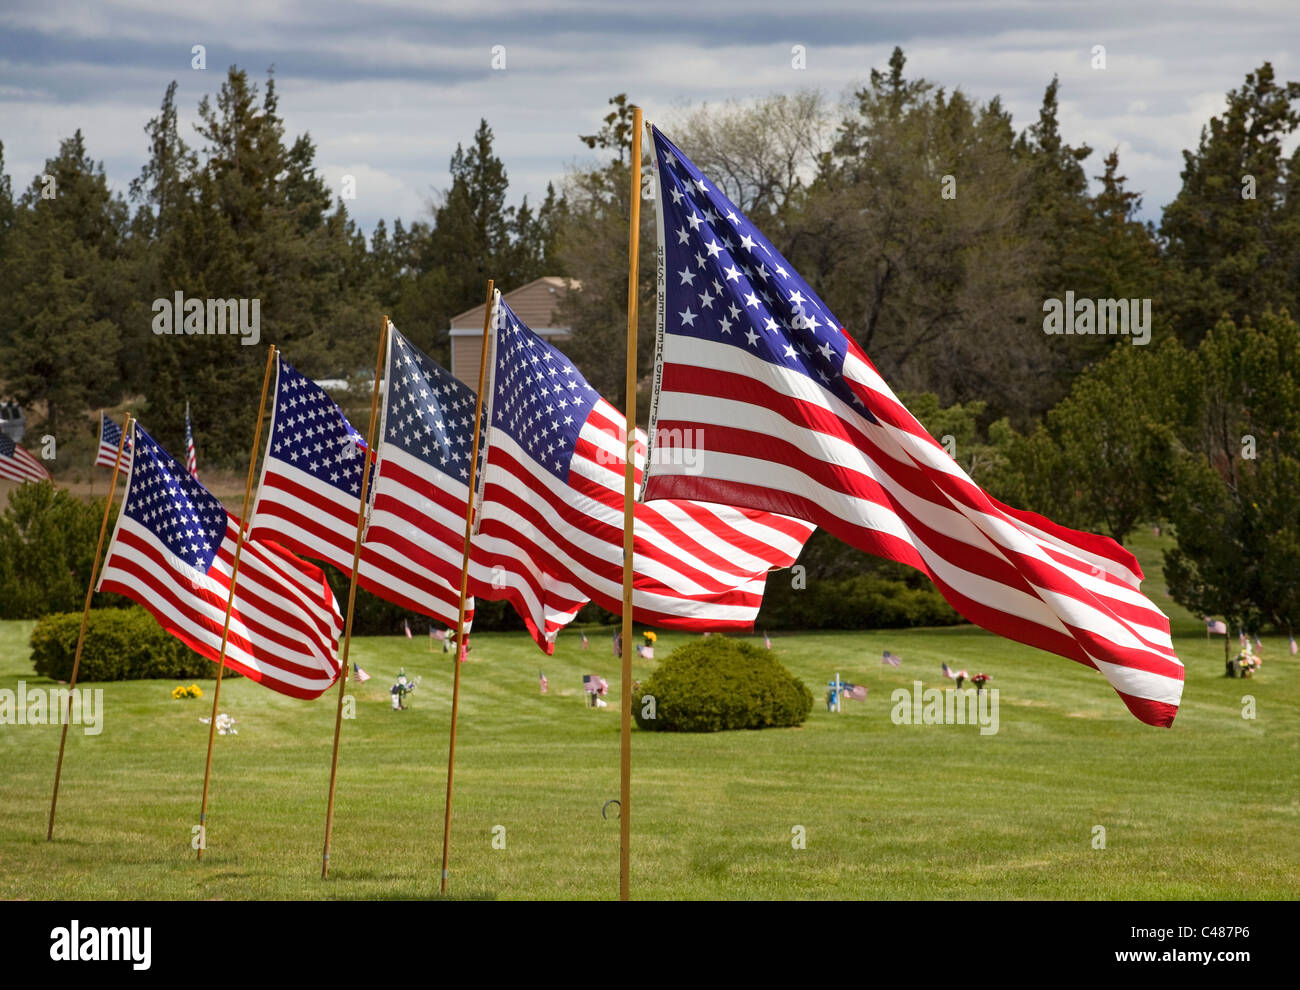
2 51 1297 635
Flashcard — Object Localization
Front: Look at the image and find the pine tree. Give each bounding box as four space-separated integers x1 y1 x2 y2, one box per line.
135 68 379 464
0 132 127 443
1161 62 1300 345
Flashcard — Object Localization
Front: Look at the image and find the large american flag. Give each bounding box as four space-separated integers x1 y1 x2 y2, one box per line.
95 412 133 470
97 423 343 699
247 351 469 627
185 402 199 479
363 325 480 629
468 295 815 652
0 434 51 483
641 125 1184 727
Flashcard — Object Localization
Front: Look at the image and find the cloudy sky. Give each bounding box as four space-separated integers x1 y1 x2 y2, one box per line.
3 0 1297 235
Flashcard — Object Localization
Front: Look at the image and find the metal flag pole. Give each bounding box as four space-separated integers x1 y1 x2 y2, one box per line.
440 279 495 893
321 316 389 879
619 104 645 902
196 344 276 861
47 414 131 840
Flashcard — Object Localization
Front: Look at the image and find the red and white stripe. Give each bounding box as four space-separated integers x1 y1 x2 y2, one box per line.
98 512 343 700
0 439 52 483
471 394 815 652
355 443 471 629
247 372 469 630
646 333 1184 726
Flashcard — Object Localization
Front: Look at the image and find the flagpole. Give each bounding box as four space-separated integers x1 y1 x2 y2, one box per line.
619 105 644 902
321 316 388 879
439 278 495 894
90 411 99 501
47 415 131 840
196 344 276 862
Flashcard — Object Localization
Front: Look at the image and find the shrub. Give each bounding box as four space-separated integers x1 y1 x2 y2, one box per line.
756 530 960 630
634 635 812 732
0 481 132 620
30 606 233 682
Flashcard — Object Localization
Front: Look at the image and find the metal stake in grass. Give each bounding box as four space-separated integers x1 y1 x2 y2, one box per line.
321 315 389 879
47 413 131 840
439 279 495 893
196 344 276 862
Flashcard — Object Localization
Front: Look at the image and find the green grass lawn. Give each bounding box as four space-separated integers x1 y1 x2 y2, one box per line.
1 527 1297 900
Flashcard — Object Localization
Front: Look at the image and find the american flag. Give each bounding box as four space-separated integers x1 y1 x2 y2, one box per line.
363 326 480 629
583 674 600 692
468 295 816 653
247 352 469 628
882 651 902 668
97 423 343 699
353 663 372 683
641 124 1184 728
95 412 133 470
539 670 548 694
185 402 199 479
1205 618 1227 635
847 684 867 701
1290 634 1297 656
0 434 51 483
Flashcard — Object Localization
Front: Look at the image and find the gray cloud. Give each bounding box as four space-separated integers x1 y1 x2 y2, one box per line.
2 0 1297 236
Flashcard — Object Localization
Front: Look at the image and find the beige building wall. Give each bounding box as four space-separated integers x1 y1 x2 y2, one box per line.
449 277 577 387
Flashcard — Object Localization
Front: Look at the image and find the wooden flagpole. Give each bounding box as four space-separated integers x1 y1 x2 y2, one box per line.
440 278 495 893
321 315 389 879
196 343 276 862
619 105 644 902
90 411 99 501
47 414 131 840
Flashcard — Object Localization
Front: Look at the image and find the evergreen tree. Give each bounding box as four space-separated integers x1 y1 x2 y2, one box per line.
136 68 378 464
0 141 14 262
792 49 1047 421
0 132 127 442
1161 62 1300 345
1164 310 1300 634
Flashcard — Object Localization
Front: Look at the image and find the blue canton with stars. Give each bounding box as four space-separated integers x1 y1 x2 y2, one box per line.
383 326 483 483
269 355 373 497
121 423 228 572
100 412 125 450
491 298 601 485
652 125 874 421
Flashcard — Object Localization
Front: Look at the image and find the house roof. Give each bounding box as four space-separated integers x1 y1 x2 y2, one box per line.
449 276 578 336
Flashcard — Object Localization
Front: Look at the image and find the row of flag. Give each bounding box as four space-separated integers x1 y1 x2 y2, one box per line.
75 304 813 700
1204 618 1297 655
22 121 1198 727
0 403 192 485
95 404 198 479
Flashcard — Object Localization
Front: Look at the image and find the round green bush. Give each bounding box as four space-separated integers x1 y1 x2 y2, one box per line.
633 635 812 732
30 606 233 682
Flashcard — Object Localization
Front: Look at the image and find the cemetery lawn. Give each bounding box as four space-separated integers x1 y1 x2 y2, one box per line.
1 531 1296 900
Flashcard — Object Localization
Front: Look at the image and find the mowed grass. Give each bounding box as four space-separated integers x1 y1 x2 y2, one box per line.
0 529 1297 900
